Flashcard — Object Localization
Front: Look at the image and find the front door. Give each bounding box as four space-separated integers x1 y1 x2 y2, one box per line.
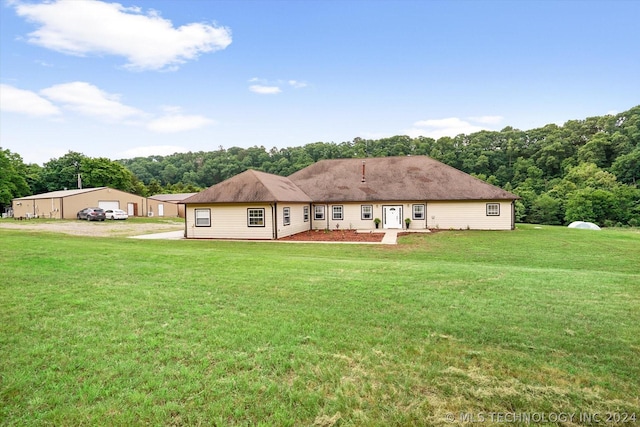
383 205 403 229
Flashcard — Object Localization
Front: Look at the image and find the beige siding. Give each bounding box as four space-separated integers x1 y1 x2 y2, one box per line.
186 203 310 239
310 201 513 230
186 204 275 239
311 202 429 230
276 204 311 238
147 200 180 217
63 189 147 219
12 188 147 219
13 197 62 219
426 201 513 230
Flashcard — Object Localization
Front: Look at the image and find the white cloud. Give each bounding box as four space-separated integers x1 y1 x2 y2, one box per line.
147 114 215 133
288 80 307 89
117 145 190 159
249 85 281 95
40 82 146 121
0 84 61 116
405 116 497 139
14 0 232 71
248 77 308 93
4 81 215 133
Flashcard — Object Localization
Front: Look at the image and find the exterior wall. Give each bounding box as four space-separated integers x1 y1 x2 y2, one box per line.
147 200 180 217
13 197 63 219
275 203 311 238
63 189 147 219
177 204 186 218
186 203 275 239
185 200 514 238
185 203 311 239
311 202 429 230
426 201 514 230
309 201 513 231
13 189 146 219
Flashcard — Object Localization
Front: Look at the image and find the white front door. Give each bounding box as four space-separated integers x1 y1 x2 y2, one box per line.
158 203 164 217
383 205 403 229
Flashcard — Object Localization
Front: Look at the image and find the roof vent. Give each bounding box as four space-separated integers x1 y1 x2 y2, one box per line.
361 161 366 183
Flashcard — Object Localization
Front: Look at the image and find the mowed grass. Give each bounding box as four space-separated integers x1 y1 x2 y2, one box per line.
1 225 639 426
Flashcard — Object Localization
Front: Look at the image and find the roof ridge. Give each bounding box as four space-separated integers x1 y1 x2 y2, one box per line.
247 169 276 200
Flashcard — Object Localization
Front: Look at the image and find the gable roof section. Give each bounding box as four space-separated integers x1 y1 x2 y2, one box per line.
148 193 197 202
288 156 518 202
183 170 312 204
13 187 108 200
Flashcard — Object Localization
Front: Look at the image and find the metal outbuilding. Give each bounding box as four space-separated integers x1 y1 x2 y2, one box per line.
147 193 197 218
12 187 148 219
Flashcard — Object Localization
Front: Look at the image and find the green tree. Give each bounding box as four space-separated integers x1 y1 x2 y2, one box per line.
41 151 86 191
610 147 640 185
41 152 137 192
147 179 163 196
0 148 30 211
528 193 562 225
563 162 618 190
80 157 137 191
564 188 617 225
25 163 46 194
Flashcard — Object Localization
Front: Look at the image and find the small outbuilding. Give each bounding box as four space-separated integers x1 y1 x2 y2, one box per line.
147 193 197 218
12 187 147 219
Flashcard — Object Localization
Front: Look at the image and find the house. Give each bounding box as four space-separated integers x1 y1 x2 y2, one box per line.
12 187 147 219
183 156 519 239
183 170 312 239
147 193 197 218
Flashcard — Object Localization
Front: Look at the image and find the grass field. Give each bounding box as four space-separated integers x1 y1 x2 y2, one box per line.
1 224 639 426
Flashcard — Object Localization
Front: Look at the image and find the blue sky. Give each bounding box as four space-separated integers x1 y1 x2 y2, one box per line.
1 0 639 166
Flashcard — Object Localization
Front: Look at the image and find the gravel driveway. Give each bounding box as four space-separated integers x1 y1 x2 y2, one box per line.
0 219 184 238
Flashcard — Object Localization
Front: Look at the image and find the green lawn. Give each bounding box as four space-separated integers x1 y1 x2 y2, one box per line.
1 225 639 426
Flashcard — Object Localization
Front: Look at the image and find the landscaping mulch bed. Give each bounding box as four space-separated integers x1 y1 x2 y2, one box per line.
280 229 386 242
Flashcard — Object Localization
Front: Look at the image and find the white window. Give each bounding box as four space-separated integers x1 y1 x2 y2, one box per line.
195 209 211 227
361 205 373 220
283 207 291 226
412 204 425 220
486 203 500 216
248 208 265 226
303 206 309 222
332 205 343 221
314 205 325 220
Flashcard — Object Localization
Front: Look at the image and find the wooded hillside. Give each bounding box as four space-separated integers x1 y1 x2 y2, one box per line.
2 105 639 226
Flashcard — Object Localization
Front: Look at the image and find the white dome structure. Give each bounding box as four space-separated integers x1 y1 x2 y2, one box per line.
568 221 601 230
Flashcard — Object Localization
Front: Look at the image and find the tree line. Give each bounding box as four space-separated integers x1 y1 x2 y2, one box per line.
2 105 639 226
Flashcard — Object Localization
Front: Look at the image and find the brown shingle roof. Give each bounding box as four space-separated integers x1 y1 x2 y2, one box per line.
288 156 518 202
183 170 312 204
